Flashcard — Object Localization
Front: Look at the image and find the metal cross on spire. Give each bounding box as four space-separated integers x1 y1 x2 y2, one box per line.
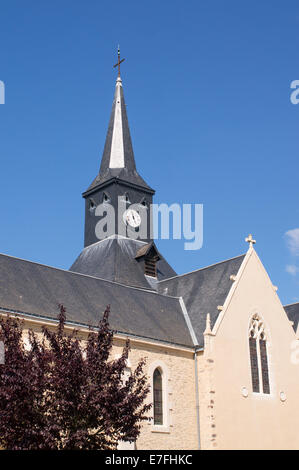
113 45 125 77
245 234 256 248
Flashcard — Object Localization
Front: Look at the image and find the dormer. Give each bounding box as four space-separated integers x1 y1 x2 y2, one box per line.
135 242 161 278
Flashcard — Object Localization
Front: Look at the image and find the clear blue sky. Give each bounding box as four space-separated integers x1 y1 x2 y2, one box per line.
0 0 298 304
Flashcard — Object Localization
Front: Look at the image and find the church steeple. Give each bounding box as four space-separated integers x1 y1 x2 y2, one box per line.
101 73 137 174
82 54 155 248
84 70 153 194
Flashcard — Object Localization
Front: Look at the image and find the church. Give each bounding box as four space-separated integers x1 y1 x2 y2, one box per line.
1 55 299 450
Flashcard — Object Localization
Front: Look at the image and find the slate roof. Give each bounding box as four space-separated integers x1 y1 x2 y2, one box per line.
135 242 159 260
284 303 299 332
157 255 246 347
84 79 153 195
0 253 193 347
70 237 176 290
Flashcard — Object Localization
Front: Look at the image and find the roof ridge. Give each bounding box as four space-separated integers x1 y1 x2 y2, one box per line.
158 253 246 283
79 235 148 252
284 302 299 307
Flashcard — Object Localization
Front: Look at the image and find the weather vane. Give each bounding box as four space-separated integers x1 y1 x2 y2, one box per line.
113 45 125 77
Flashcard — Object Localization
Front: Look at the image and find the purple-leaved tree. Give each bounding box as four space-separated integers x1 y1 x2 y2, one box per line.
0 306 151 450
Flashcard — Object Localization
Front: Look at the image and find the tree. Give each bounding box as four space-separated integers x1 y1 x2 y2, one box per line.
0 316 52 449
0 306 151 450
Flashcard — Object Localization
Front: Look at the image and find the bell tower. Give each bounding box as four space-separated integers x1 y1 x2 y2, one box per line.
82 51 155 247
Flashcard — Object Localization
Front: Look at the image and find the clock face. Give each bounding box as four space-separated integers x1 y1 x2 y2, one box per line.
123 209 141 228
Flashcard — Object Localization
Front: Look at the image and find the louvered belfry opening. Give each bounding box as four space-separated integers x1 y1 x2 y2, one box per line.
145 255 158 277
135 242 161 278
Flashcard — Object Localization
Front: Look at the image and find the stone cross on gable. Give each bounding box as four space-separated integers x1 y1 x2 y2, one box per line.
245 234 256 248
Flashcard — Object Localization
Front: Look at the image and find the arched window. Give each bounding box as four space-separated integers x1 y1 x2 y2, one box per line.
249 315 270 394
140 197 147 207
88 198 96 212
153 368 163 425
102 192 110 203
121 192 130 203
120 193 131 204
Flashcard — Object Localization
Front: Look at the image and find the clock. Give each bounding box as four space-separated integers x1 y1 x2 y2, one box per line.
123 209 141 228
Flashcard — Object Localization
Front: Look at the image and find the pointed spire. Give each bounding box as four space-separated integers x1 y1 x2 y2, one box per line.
107 46 128 169
102 75 135 171
84 66 153 194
